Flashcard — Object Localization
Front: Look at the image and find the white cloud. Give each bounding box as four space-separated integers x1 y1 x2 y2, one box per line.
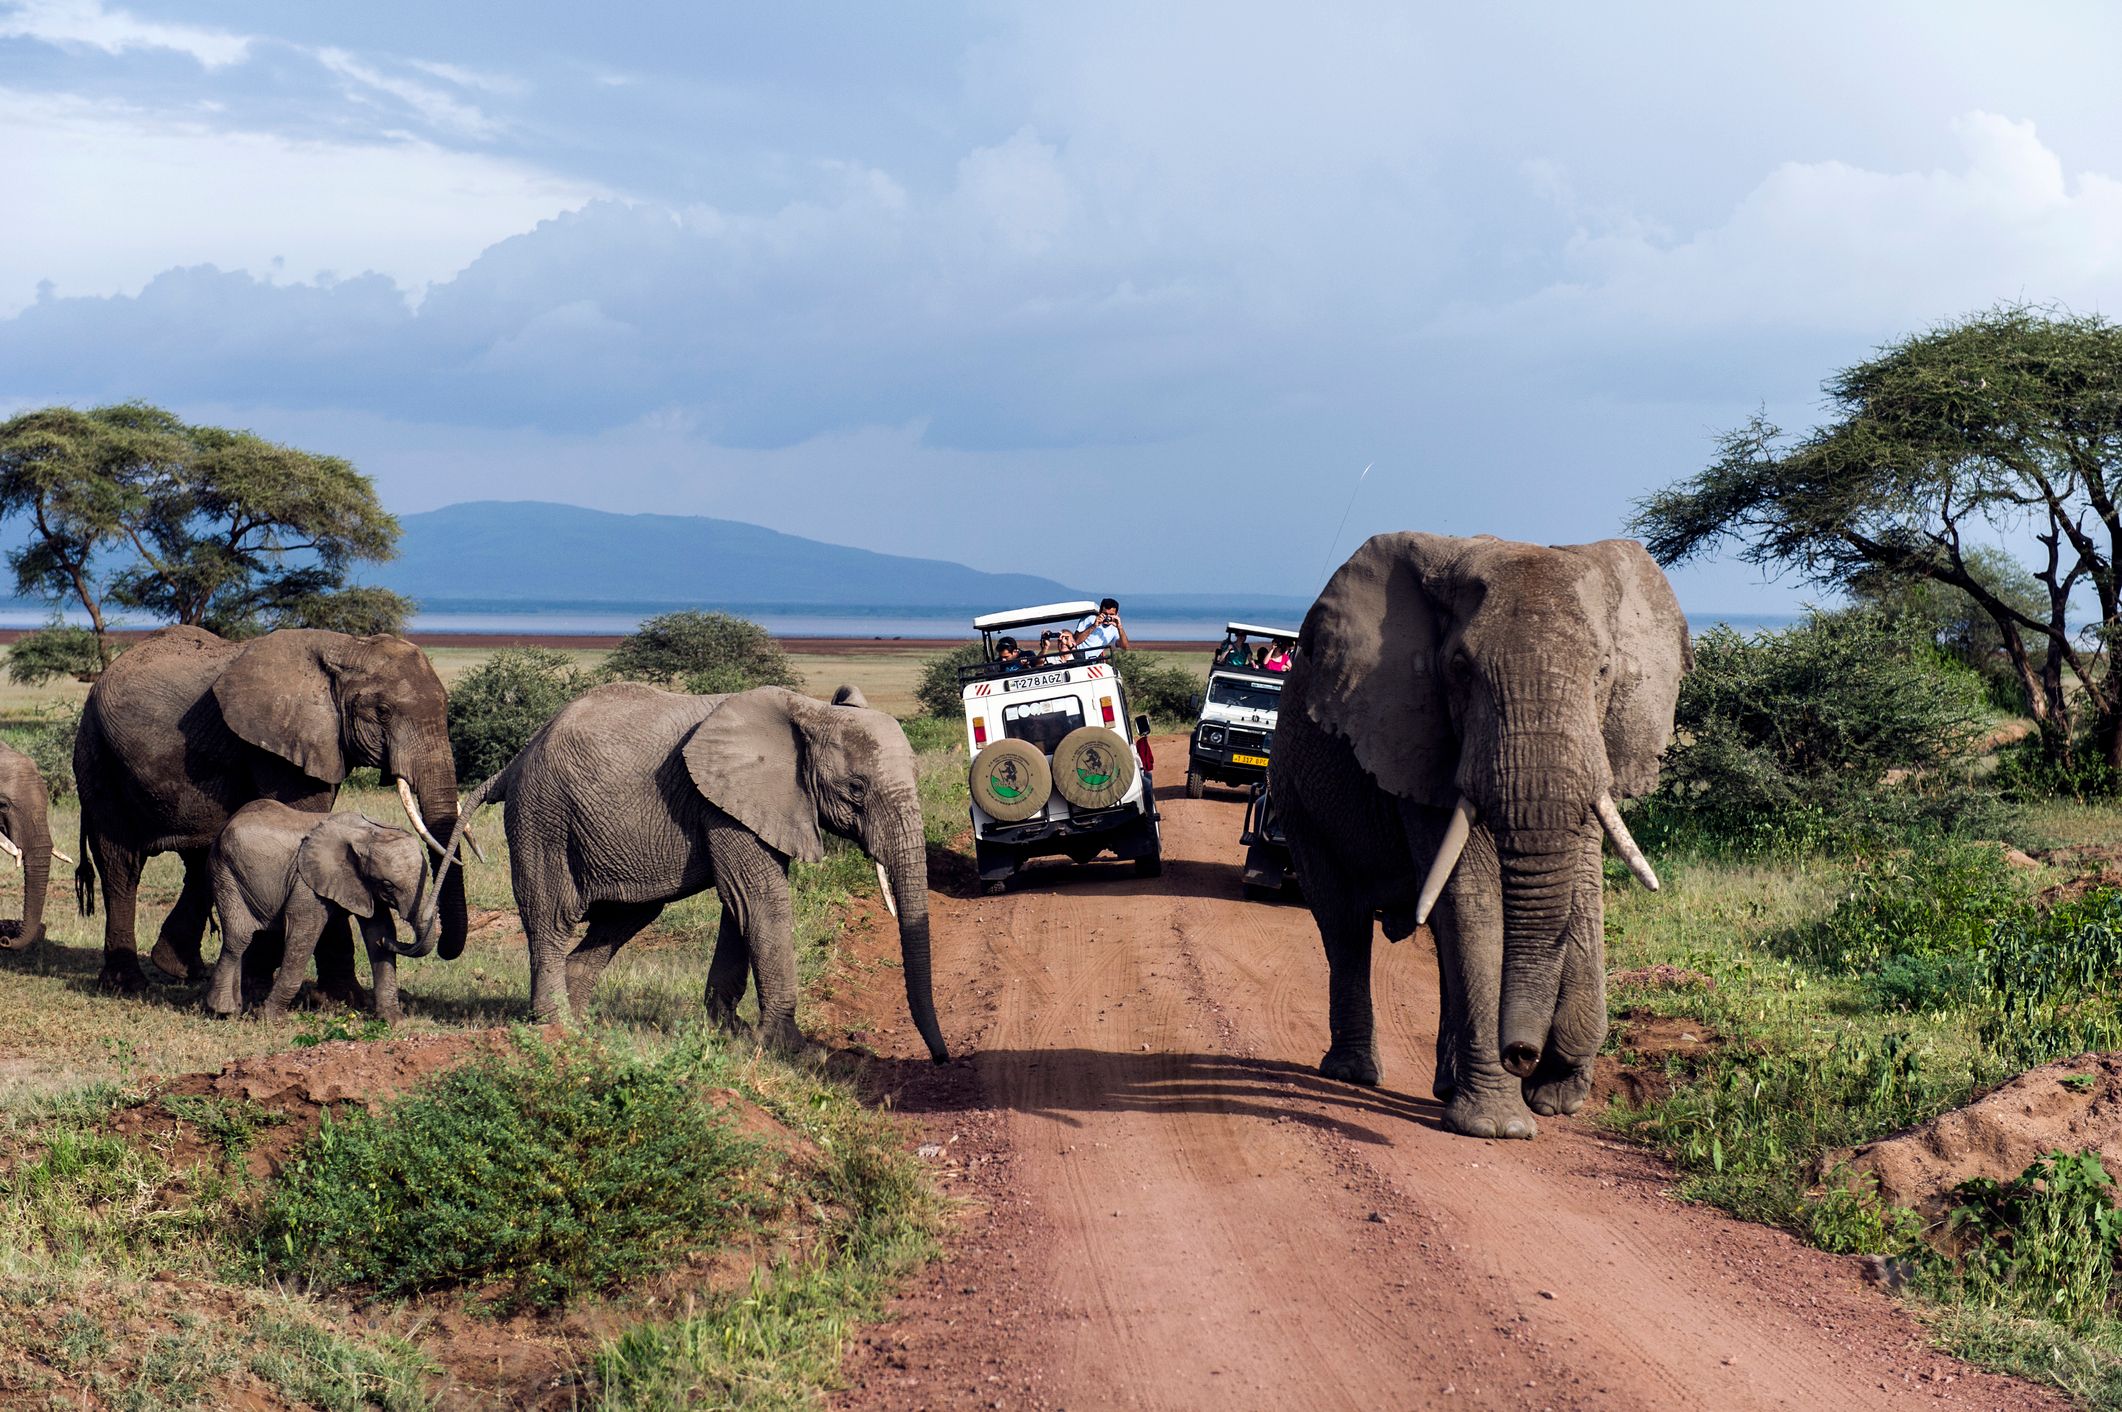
0 0 251 67
315 47 501 141
0 87 603 313
1487 112 2122 340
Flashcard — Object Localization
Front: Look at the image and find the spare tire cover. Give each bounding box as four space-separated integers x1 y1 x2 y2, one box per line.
1051 725 1137 810
969 738 1052 821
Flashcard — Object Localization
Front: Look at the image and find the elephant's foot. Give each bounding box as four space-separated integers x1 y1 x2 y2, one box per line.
1444 1084 1539 1140
1319 1043 1382 1087
372 999 405 1025
98 952 150 994
148 937 207 984
757 1015 825 1064
1524 1057 1595 1118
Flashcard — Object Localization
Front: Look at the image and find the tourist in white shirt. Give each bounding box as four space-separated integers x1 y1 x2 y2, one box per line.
1073 598 1129 660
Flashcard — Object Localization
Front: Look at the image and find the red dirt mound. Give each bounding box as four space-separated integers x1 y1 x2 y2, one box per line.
1838 1053 2122 1218
1590 1010 1722 1109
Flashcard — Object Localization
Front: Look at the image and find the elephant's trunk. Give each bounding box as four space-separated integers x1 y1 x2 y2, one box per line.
878 823 948 1064
10 811 49 948
397 747 467 961
1494 824 1580 1078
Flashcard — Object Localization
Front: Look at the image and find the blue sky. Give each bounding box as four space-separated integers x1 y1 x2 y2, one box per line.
7 2 2122 606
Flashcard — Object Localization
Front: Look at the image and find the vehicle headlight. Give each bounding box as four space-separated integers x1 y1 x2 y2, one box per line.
1203 727 1225 747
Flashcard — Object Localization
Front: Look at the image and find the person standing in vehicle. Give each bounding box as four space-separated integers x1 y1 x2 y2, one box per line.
1074 598 1129 660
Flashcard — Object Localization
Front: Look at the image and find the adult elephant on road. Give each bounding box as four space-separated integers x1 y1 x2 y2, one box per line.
75 627 469 993
1272 533 1688 1140
432 682 947 1062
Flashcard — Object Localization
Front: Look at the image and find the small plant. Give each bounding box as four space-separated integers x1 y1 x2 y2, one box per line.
2064 1074 2100 1093
1944 1150 2122 1327
290 1012 392 1048
445 646 594 781
1805 1168 1928 1257
915 644 985 718
256 1033 762 1310
1790 838 2027 1008
159 1095 290 1159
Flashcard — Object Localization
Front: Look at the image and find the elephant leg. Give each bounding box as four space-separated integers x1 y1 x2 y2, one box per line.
566 901 662 1019
312 913 370 1011
703 905 751 1034
205 909 257 1017
1305 859 1381 1085
261 896 331 1020
358 914 403 1023
1526 843 1608 1118
1433 833 1538 1140
708 829 804 1053
148 849 214 983
91 834 150 994
241 926 285 1005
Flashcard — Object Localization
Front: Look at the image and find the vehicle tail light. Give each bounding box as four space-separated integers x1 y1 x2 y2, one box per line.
972 718 988 746
1099 696 1115 725
1136 735 1154 773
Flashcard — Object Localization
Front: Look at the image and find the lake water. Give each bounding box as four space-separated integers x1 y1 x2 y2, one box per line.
0 600 1804 641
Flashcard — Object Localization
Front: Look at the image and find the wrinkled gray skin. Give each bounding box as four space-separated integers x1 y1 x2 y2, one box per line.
74 627 468 996
0 742 54 951
206 801 439 1021
433 683 948 1062
1273 533 1689 1140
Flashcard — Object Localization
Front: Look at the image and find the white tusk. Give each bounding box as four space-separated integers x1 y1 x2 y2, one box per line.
1594 793 1660 892
461 826 488 865
0 832 18 865
875 863 899 920
51 847 74 866
396 777 457 861
1414 796 1475 926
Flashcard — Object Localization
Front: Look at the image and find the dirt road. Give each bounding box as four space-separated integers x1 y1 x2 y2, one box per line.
833 738 2062 1411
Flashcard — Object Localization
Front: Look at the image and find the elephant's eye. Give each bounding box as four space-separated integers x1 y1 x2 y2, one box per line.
848 779 867 803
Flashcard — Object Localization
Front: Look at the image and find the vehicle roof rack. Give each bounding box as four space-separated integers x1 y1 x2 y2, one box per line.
1224 622 1300 641
973 601 1101 633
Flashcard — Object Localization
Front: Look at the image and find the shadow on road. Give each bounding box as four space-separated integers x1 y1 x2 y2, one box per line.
854 1045 1441 1146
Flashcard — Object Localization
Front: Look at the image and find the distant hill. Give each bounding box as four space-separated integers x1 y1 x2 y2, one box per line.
367 502 1077 610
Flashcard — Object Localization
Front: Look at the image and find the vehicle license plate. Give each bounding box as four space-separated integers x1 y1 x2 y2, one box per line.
1232 752 1269 767
1004 670 1070 692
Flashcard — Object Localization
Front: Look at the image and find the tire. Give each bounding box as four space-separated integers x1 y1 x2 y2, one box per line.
1051 726 1137 810
1243 882 1277 903
1184 769 1204 799
1135 849 1164 878
969 738 1052 821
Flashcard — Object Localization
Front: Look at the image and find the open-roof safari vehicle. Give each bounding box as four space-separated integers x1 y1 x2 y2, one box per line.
1185 622 1299 799
960 601 1163 890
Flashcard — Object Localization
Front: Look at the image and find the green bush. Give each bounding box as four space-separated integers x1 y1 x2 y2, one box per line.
1945 1151 2122 1328
445 647 593 781
1793 838 2028 1008
256 1035 761 1310
5 624 110 685
3 702 81 800
915 644 985 718
1806 1169 1927 1257
1107 649 1198 725
1647 609 1997 851
604 611 798 692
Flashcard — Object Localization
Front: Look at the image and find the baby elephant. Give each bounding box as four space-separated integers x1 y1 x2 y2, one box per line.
206 801 440 1021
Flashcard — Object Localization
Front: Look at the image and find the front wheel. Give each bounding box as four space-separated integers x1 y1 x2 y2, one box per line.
1135 849 1164 878
1184 769 1204 799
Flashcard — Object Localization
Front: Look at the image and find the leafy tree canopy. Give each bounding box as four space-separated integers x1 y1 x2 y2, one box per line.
603 611 800 693
1631 305 2122 766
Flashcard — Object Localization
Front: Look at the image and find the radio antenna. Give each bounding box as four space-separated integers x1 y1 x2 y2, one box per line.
1318 462 1374 585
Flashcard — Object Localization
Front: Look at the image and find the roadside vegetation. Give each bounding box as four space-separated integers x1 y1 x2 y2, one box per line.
1614 305 2122 1407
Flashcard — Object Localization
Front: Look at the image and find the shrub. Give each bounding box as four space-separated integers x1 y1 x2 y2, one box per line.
916 644 985 718
3 703 81 800
6 624 109 685
446 648 594 781
1107 649 1198 725
604 611 798 692
1945 1150 2122 1327
1648 609 1995 849
256 1035 761 1310
1792 838 2028 1008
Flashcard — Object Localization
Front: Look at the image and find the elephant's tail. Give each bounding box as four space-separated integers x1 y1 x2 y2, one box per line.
73 819 94 918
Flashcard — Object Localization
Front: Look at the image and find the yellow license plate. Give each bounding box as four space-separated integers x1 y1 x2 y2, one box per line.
1232 753 1269 767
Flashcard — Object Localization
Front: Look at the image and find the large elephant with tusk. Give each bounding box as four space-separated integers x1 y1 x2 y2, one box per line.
1271 533 1689 1140
73 626 471 997
428 682 949 1064
0 741 66 951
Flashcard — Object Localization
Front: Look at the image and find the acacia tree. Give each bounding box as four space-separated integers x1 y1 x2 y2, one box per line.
1631 306 2122 769
0 403 410 667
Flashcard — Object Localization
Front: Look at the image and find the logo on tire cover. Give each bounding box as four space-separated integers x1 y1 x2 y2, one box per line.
989 756 1028 800
1075 741 1115 789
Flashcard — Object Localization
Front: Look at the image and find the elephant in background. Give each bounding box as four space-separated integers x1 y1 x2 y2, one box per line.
431 683 948 1062
1272 532 1689 1140
74 627 468 994
207 801 440 1021
0 741 58 950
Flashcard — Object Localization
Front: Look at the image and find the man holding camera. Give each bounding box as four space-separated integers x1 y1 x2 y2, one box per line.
1072 598 1130 660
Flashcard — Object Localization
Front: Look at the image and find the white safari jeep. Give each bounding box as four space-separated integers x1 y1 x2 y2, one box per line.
960 601 1163 888
1184 622 1298 798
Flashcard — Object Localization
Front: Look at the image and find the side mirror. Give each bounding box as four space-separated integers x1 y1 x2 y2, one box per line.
1188 693 1201 713
1135 714 1152 736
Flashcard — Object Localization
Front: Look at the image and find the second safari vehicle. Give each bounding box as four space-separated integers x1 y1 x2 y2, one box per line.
1185 622 1298 799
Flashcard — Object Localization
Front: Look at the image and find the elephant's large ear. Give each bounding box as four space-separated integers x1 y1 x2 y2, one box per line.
295 815 375 918
213 631 347 784
1563 539 1692 799
1299 531 1463 808
682 688 825 864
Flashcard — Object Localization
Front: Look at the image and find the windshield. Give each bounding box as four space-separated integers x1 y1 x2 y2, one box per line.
1208 676 1282 713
